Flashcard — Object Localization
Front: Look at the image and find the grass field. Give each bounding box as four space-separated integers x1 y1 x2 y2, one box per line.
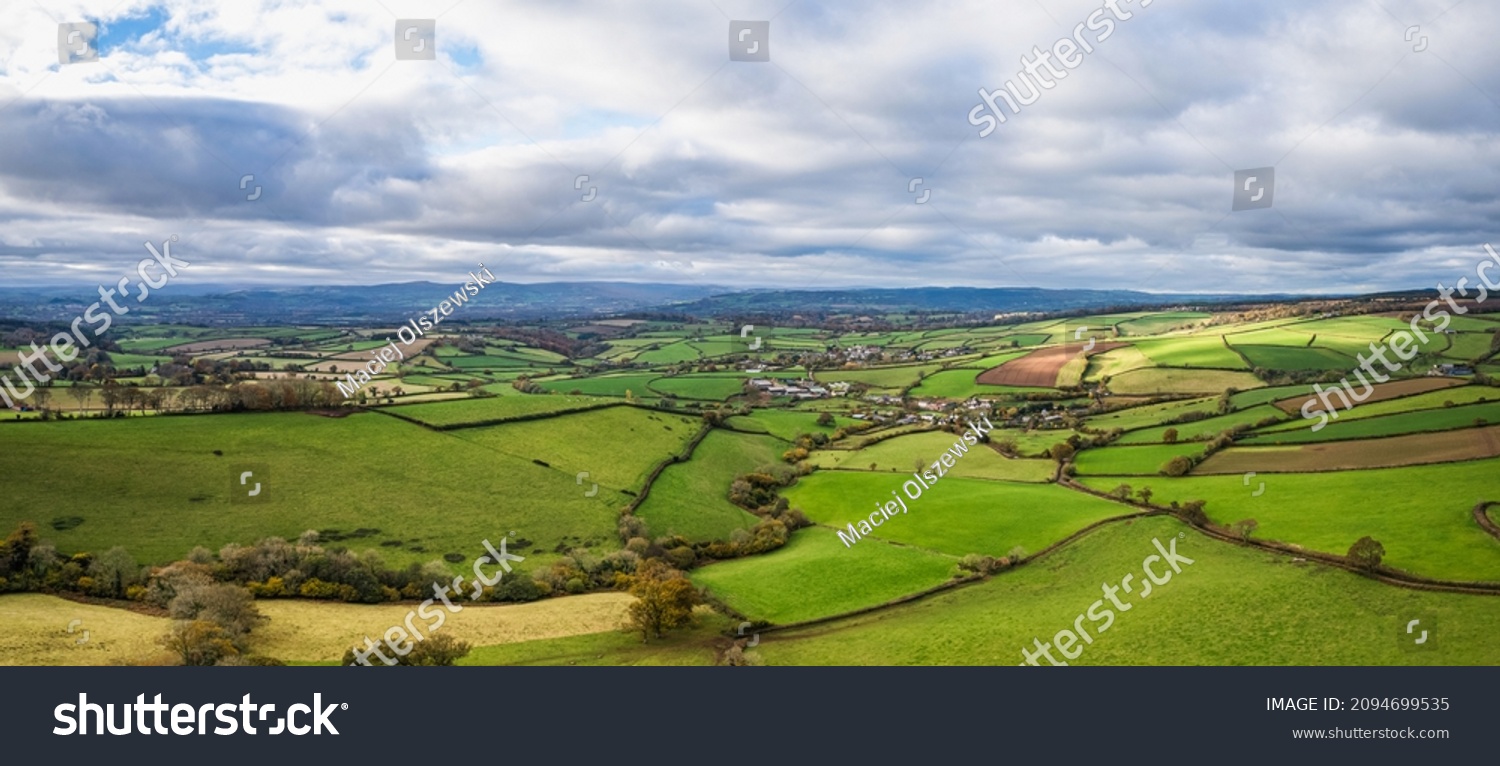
1084 346 1158 381
647 375 747 400
1244 400 1500 444
784 471 1132 558
1272 377 1464 414
1116 404 1288 444
1073 442 1210 475
635 430 775 542
907 368 1025 399
459 610 727 666
1115 312 1212 335
752 516 1500 665
1133 336 1249 369
1082 459 1500 582
450 407 701 492
725 409 850 442
1234 345 1356 371
1108 368 1265 395
813 364 942 390
691 528 957 624
807 431 1055 482
0 412 623 567
1256 385 1497 433
0 592 634 665
1085 397 1218 431
537 373 661 397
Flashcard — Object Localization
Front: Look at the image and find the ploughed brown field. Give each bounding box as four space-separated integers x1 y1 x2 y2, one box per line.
1195 423 1500 473
976 342 1126 387
1272 376 1464 414
160 337 271 354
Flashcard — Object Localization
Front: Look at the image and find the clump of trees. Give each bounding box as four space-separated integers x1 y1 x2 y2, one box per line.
616 559 700 643
1160 455 1195 477
0 522 568 608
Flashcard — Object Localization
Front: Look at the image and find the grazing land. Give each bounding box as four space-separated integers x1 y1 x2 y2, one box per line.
2 301 1497 667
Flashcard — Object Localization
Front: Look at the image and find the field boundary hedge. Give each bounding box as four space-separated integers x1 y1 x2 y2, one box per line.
623 422 716 516
1475 501 1500 543
371 400 628 431
744 567 989 637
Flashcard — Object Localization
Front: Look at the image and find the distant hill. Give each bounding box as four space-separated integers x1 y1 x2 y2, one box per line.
0 282 1313 325
669 287 1294 316
0 281 728 325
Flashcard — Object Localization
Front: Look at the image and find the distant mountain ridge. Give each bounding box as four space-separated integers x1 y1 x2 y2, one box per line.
0 281 1319 324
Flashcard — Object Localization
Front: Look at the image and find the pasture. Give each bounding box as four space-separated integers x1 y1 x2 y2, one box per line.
0 412 624 568
1082 459 1500 582
755 516 1500 665
784 471 1133 558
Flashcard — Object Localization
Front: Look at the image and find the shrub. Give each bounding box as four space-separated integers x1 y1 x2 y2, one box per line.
1347 536 1385 570
957 553 1001 575
1160 455 1194 477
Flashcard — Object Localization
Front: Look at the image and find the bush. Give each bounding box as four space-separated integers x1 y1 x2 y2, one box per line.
957 553 1001 575
1347 536 1385 570
665 546 697 570
1160 455 1194 477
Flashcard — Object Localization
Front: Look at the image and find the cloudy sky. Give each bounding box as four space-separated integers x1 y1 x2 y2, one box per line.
1 0 1497 294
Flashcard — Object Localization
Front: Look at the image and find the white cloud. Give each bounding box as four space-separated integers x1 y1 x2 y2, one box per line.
0 0 1496 293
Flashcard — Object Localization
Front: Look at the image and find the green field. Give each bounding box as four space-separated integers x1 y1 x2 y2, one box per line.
1243 400 1500 444
1073 442 1209 476
784 471 1132 558
691 528 957 624
907 369 1021 399
814 364 942 390
1085 398 1218 432
1234 345 1356 371
1256 385 1497 432
808 431 1055 482
725 409 851 441
537 374 661 397
647 375 746 400
1117 404 1288 444
0 413 621 568
1082 458 1500 582
450 407 701 492
754 516 1500 665
1108 368 1265 395
1133 337 1249 369
1114 312 1211 336
635 430 776 542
